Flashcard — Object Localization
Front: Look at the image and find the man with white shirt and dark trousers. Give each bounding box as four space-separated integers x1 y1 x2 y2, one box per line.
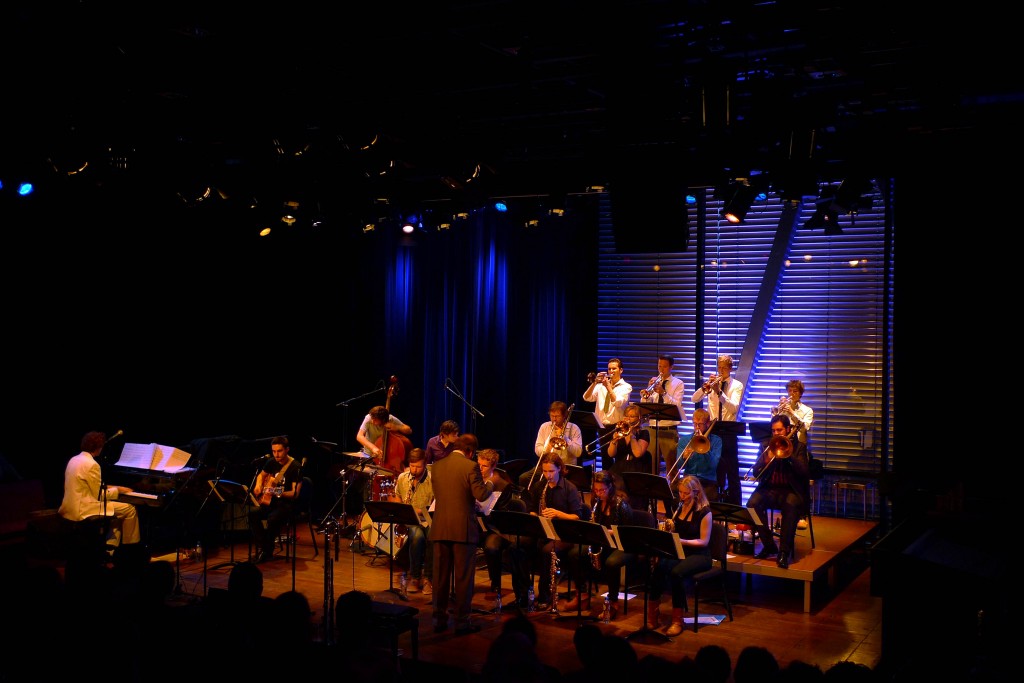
582 358 632 469
691 354 744 505
639 354 686 476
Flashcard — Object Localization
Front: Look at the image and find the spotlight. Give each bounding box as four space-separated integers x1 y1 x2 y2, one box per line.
720 179 757 223
494 201 508 212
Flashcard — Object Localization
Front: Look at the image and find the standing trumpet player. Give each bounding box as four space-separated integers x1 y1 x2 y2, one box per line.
691 354 744 504
583 359 633 461
773 379 814 447
639 354 686 477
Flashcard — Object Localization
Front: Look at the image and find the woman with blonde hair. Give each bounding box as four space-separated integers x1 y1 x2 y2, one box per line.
647 474 713 635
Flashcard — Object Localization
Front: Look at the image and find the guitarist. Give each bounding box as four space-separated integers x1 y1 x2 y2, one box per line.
248 435 303 564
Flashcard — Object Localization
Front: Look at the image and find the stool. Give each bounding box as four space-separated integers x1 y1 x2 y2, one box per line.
370 600 419 660
835 481 869 519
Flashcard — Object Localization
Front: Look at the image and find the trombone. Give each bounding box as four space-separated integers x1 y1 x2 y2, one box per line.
584 419 637 455
744 428 795 481
667 418 716 487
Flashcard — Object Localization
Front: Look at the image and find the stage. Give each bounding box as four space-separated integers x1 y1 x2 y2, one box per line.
727 514 879 612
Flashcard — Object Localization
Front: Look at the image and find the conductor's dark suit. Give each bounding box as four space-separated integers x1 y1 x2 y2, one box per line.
430 448 494 631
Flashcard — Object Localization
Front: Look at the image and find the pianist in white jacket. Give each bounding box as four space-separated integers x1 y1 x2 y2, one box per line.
58 430 141 545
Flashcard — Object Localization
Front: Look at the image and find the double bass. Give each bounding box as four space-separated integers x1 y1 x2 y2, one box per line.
376 375 413 474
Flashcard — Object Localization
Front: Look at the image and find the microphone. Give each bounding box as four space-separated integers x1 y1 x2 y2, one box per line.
107 429 124 443
251 454 272 465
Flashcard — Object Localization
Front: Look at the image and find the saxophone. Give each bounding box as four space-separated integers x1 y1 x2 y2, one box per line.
540 486 559 613
589 497 602 571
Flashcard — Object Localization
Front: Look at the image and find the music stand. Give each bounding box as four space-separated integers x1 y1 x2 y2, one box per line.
362 500 421 601
564 464 593 495
551 518 614 623
487 510 558 613
614 524 686 643
748 421 772 444
709 502 764 554
206 480 259 571
621 472 675 518
638 402 683 476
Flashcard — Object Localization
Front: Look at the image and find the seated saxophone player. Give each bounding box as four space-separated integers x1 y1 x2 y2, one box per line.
388 448 434 596
673 408 722 502
508 453 586 612
561 470 635 618
519 400 583 490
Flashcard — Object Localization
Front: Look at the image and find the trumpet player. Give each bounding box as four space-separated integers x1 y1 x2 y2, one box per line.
773 379 814 446
520 401 583 490
639 354 686 477
746 414 809 569
673 408 722 502
691 354 744 504
583 358 633 448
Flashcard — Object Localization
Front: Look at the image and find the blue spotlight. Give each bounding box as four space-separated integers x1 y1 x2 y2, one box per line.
494 200 508 212
18 182 34 196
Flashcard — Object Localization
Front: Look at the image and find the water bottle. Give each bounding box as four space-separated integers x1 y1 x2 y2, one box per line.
602 595 611 624
494 593 502 621
400 572 408 598
527 586 535 612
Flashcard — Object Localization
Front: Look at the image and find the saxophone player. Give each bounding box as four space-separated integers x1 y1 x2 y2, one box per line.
389 448 434 596
509 453 586 612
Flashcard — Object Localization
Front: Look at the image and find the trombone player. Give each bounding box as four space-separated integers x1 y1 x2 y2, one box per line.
669 408 722 502
746 413 809 569
520 401 583 490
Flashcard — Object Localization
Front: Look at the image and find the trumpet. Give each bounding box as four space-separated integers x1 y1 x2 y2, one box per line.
587 371 608 384
639 375 664 401
771 395 791 415
701 374 723 394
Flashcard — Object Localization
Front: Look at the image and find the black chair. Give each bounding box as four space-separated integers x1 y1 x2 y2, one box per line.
278 476 318 559
686 521 733 632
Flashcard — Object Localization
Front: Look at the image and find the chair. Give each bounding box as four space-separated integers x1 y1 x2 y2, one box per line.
686 521 733 632
619 508 657 616
278 476 318 559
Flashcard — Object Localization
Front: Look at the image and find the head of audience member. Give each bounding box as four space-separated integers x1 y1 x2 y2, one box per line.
335 589 374 644
272 590 314 645
780 660 825 683
734 646 780 683
227 561 264 600
822 661 876 683
694 644 732 683
572 623 603 671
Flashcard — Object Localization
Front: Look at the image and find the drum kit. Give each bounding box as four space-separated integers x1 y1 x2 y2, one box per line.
329 451 401 549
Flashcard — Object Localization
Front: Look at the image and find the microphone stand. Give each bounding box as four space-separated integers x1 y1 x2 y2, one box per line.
335 382 387 452
443 380 485 434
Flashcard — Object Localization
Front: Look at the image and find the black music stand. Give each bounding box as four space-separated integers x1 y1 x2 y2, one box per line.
748 421 772 445
564 464 593 495
551 518 614 623
487 510 559 613
205 480 259 572
621 472 675 518
362 500 421 601
614 524 685 643
638 402 683 476
709 502 764 554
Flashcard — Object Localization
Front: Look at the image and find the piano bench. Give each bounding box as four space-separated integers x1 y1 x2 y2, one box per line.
369 600 420 660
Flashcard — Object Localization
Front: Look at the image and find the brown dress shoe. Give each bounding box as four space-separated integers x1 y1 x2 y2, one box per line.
665 607 686 636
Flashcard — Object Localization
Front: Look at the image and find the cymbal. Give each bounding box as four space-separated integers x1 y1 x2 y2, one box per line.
341 451 366 458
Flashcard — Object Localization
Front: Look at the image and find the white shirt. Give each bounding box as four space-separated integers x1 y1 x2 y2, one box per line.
639 374 686 426
691 376 744 421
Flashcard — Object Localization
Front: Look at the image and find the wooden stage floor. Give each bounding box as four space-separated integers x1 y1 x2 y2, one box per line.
162 512 883 677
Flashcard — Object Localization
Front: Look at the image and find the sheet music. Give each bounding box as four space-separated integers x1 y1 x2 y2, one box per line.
115 442 193 473
538 516 560 541
475 489 502 516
